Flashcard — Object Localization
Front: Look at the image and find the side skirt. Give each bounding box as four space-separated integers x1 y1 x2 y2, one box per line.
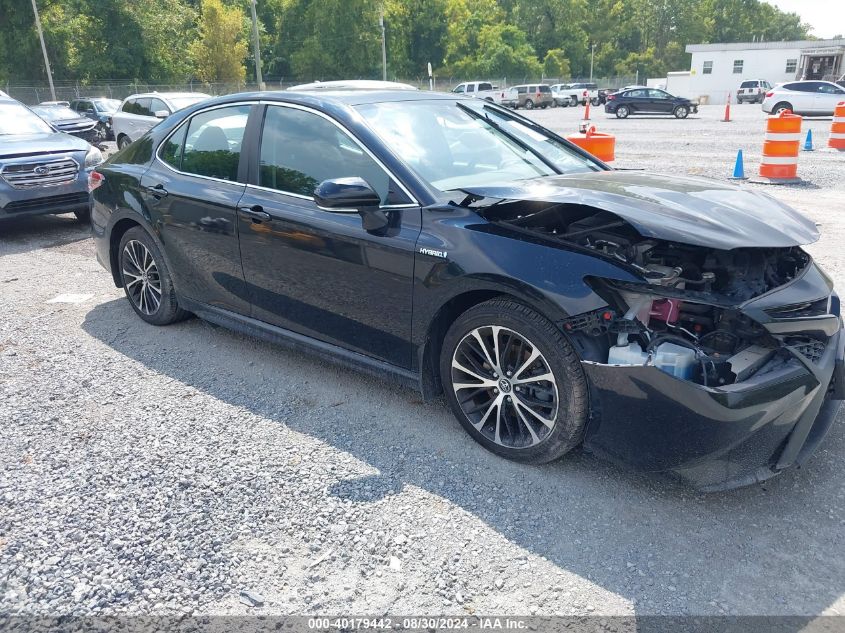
180 297 422 393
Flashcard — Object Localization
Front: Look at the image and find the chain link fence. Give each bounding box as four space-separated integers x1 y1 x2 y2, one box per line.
3 76 640 105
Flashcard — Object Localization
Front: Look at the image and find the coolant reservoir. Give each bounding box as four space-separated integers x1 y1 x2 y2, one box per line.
652 343 696 380
607 342 649 366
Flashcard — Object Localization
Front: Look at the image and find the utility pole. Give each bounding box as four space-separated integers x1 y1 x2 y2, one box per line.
250 0 264 89
380 7 387 81
30 0 56 101
590 43 596 82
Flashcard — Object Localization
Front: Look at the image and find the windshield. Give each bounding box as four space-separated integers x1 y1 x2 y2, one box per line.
355 100 598 191
0 102 54 135
32 106 81 121
93 98 121 112
167 95 210 111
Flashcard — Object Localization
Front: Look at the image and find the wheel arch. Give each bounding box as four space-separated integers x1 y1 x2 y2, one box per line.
417 285 572 401
107 212 175 291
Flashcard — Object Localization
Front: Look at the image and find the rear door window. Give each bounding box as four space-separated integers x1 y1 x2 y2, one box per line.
479 83 493 91
180 105 250 181
740 81 755 89
466 84 475 93
539 85 551 93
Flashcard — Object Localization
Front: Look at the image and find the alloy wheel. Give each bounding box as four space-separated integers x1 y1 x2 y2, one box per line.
121 240 162 315
451 325 558 449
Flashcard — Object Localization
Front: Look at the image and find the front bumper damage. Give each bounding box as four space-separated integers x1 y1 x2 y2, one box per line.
581 277 844 491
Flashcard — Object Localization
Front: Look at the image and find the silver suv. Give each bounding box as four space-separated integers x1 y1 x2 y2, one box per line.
0 97 102 223
111 92 210 149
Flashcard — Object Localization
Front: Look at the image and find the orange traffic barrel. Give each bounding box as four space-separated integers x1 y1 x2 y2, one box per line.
828 101 845 150
567 125 615 162
759 110 801 180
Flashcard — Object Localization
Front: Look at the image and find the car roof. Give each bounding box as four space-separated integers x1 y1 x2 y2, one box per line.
185 90 459 109
287 80 418 92
123 92 210 101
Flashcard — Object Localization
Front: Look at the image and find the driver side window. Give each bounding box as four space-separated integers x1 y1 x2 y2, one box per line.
258 105 404 205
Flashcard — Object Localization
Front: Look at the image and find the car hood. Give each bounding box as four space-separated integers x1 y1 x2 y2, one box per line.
53 116 94 126
461 171 819 249
0 132 89 159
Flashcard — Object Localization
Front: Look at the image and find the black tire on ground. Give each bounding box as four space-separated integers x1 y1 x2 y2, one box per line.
74 208 91 223
439 298 589 464
616 105 630 119
94 122 108 142
117 226 189 326
524 99 534 110
117 135 131 150
674 105 689 119
591 97 600 106
570 96 578 107
773 102 793 115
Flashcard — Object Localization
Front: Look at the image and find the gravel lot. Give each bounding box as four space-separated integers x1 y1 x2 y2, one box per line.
1 104 845 622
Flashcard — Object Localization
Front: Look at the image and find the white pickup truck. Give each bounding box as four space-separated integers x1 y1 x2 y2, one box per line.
451 81 509 104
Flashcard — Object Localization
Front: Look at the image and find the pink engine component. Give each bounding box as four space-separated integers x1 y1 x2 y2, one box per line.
649 298 681 324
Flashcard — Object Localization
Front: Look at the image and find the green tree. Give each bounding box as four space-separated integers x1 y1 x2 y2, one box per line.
543 48 571 79
189 0 248 83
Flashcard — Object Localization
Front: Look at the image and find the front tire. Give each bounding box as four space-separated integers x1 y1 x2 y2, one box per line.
118 227 188 326
616 105 630 119
673 105 689 119
440 299 588 464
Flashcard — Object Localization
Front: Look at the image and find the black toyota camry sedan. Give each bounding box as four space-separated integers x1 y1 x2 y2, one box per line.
604 87 698 119
90 90 844 490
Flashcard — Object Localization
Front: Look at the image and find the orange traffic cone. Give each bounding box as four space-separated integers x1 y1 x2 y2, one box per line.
584 99 591 121
722 93 732 122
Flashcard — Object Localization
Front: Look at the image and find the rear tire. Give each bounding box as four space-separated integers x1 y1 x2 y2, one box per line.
118 227 188 326
440 299 588 464
524 99 534 110
74 208 91 223
773 102 793 115
117 135 131 150
591 97 600 106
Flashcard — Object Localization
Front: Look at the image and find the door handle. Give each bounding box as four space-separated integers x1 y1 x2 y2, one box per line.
147 183 168 198
238 205 271 222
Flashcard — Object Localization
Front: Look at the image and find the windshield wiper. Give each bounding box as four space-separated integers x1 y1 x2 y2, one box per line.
477 103 605 169
454 101 562 175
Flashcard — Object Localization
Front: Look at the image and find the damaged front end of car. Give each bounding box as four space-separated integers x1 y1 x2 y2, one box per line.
464 173 845 490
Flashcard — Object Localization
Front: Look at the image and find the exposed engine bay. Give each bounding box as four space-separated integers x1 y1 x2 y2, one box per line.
483 201 819 388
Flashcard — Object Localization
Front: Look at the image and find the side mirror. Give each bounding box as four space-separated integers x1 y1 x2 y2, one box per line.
314 177 389 233
314 177 380 210
154 110 169 119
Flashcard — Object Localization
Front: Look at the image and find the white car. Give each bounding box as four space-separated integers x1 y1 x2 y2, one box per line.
112 92 210 149
736 79 772 104
762 80 845 116
451 81 510 104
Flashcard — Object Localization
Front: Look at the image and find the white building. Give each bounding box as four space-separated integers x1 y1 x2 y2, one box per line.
685 38 845 105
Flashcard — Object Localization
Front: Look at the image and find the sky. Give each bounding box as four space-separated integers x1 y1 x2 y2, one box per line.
765 0 845 39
